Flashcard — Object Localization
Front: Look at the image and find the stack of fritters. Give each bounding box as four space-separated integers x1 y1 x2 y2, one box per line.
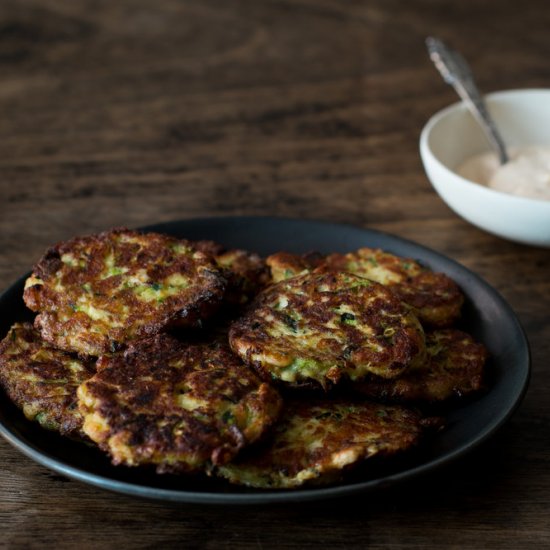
0 229 487 489
263 247 485 403
2 229 281 474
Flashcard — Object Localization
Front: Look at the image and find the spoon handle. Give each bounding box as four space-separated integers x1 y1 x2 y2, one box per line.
426 36 509 164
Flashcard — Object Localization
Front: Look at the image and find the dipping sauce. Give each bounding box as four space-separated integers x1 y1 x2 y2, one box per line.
457 146 550 201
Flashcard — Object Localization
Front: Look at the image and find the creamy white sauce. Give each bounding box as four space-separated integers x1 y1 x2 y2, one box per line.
457 146 550 201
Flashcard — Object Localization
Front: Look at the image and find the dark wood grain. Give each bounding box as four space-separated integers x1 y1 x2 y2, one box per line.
1 0 549 548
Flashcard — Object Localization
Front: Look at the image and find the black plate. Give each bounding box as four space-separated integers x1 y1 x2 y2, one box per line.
0 217 530 504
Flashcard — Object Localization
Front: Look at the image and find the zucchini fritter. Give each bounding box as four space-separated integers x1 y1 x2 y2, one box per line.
229 271 426 388
217 399 425 489
77 334 282 474
195 240 269 305
266 251 325 284
0 323 94 437
23 229 226 356
354 329 487 403
321 248 464 328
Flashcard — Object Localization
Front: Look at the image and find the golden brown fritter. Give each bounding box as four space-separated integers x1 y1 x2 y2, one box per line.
78 334 282 474
195 240 269 305
0 323 95 437
23 229 226 356
353 329 487 403
321 248 464 328
217 399 425 489
266 251 325 283
216 249 270 304
229 271 426 389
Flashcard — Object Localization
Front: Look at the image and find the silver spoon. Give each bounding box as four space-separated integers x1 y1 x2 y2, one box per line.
426 36 509 165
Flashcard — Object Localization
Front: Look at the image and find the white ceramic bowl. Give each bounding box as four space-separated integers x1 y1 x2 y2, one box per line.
420 89 550 247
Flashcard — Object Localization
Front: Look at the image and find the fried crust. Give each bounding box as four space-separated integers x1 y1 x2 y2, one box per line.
23 229 226 356
321 248 464 328
0 323 95 437
229 271 426 388
77 334 282 474
195 240 270 305
353 329 488 403
217 399 425 489
266 251 325 283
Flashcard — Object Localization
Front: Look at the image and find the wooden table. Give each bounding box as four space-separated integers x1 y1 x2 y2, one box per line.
1 1 549 547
